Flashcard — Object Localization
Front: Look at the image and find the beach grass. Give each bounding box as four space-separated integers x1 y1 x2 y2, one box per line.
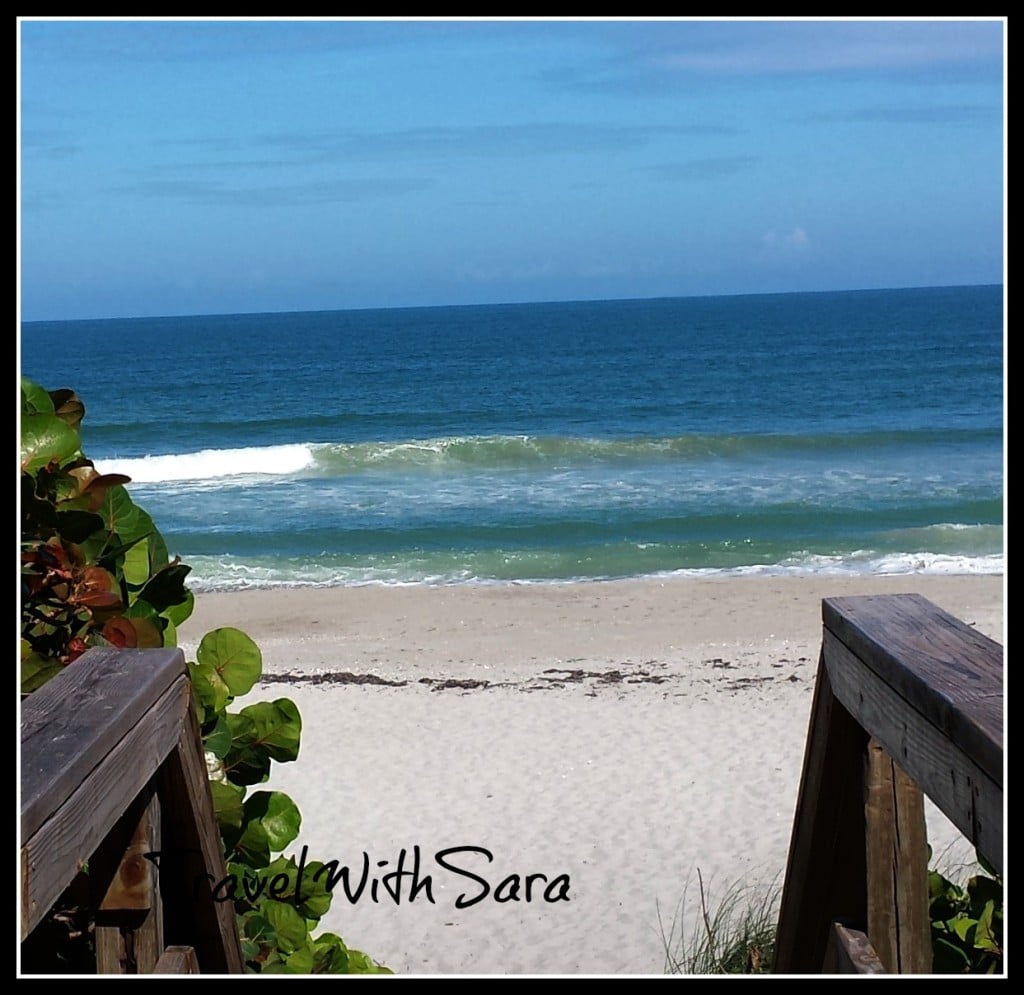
660 868 781 975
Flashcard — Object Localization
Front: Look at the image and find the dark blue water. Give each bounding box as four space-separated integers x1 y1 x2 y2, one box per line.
21 285 1004 588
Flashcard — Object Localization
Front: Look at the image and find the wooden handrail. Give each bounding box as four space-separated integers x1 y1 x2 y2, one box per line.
774 594 1003 974
821 594 1002 862
20 647 244 973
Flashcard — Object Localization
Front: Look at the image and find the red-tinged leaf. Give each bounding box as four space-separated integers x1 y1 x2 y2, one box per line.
129 616 163 649
79 565 116 590
73 565 123 610
80 473 134 511
85 473 132 491
49 389 85 430
76 590 123 608
67 465 99 489
102 617 138 648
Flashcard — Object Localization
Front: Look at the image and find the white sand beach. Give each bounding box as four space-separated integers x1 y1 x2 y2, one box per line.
180 573 1004 975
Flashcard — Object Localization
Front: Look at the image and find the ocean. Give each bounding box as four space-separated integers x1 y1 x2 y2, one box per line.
21 285 1004 591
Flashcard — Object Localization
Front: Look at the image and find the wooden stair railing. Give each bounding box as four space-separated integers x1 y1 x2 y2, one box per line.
21 647 245 974
774 593 1003 974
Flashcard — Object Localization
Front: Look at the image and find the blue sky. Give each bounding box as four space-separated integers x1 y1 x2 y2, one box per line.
18 17 1005 321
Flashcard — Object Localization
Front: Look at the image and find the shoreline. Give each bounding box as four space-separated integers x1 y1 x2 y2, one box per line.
181 572 1004 675
180 573 1003 974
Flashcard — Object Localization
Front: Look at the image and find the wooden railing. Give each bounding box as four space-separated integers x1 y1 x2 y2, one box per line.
774 594 1003 974
20 647 244 974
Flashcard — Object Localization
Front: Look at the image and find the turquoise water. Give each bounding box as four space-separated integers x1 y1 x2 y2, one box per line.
21 285 1004 589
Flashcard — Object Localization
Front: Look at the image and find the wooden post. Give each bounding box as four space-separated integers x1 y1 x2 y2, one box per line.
94 785 163 973
773 651 869 973
864 739 931 973
155 680 245 974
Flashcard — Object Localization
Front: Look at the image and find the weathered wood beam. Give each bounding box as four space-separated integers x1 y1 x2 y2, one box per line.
21 648 185 841
156 681 245 974
864 739 931 973
21 673 187 939
823 628 1002 874
822 594 1002 788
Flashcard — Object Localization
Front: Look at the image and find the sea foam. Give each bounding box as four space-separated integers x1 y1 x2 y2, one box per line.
94 443 315 483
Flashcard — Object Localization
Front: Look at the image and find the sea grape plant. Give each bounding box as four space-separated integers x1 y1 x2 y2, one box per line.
21 378 191 688
928 850 1003 974
20 377 390 974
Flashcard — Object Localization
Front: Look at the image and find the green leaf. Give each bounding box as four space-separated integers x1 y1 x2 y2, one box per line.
310 933 350 973
210 780 245 831
162 615 178 647
260 901 308 955
163 587 194 627
966 873 1001 912
223 699 302 785
241 910 277 947
148 526 170 574
928 868 950 899
974 899 999 949
21 413 81 473
224 712 268 785
928 878 963 922
188 660 231 716
293 861 333 920
138 562 191 613
54 509 105 544
203 713 232 757
52 471 89 506
197 627 262 696
22 378 54 415
932 936 971 974
283 944 316 974
344 948 392 974
21 650 64 694
123 535 151 586
228 792 301 868
950 916 977 943
231 819 271 869
95 485 146 543
238 698 302 763
124 598 160 622
75 532 130 574
243 791 302 852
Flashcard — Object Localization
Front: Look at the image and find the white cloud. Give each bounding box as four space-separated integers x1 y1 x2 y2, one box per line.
786 227 809 248
762 227 809 250
651 22 1003 76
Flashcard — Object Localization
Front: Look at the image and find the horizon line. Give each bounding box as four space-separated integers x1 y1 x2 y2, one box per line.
19 280 1003 326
